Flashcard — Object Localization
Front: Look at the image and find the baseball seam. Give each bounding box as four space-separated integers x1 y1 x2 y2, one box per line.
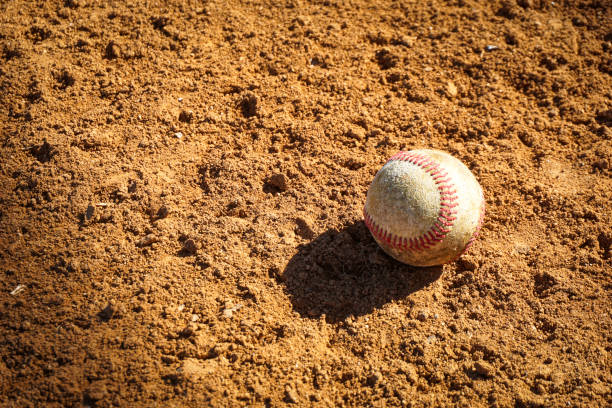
364 151 459 252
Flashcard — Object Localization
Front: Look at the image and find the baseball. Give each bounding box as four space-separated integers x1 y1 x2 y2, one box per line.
364 149 485 267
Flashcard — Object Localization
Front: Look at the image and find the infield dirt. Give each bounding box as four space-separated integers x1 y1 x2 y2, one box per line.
0 0 610 407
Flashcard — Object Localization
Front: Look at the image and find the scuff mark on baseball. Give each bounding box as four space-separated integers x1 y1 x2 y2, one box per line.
364 149 485 267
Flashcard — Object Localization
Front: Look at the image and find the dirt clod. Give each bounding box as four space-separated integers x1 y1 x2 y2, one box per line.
240 92 258 118
416 310 429 321
399 362 418 384
457 256 478 271
182 238 199 254
98 301 122 321
474 361 495 377
85 381 108 401
156 206 170 219
366 371 382 386
178 110 194 123
265 173 288 192
29 140 56 163
105 41 121 59
346 126 366 140
375 49 398 70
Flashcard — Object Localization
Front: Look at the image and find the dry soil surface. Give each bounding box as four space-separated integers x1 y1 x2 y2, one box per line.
1 0 611 407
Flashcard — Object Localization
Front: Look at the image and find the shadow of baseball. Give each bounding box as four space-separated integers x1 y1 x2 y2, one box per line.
282 220 442 323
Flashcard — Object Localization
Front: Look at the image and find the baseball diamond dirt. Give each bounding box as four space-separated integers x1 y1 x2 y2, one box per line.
0 0 611 407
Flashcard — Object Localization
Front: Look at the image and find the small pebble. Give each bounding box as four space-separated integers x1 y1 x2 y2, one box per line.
136 234 158 247
284 386 298 403
222 303 243 318
174 132 183 139
485 45 499 52
446 81 458 97
515 244 531 255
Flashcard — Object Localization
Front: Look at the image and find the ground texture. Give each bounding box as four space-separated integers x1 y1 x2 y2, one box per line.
0 0 611 407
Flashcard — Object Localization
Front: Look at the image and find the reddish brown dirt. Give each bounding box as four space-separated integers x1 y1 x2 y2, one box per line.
1 0 611 407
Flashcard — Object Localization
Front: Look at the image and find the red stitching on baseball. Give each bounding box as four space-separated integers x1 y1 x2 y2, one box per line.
364 151 459 252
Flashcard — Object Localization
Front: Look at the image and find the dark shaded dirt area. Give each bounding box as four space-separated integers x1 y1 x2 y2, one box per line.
1 0 611 407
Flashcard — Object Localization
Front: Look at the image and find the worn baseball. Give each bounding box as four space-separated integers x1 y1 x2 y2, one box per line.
364 149 485 267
